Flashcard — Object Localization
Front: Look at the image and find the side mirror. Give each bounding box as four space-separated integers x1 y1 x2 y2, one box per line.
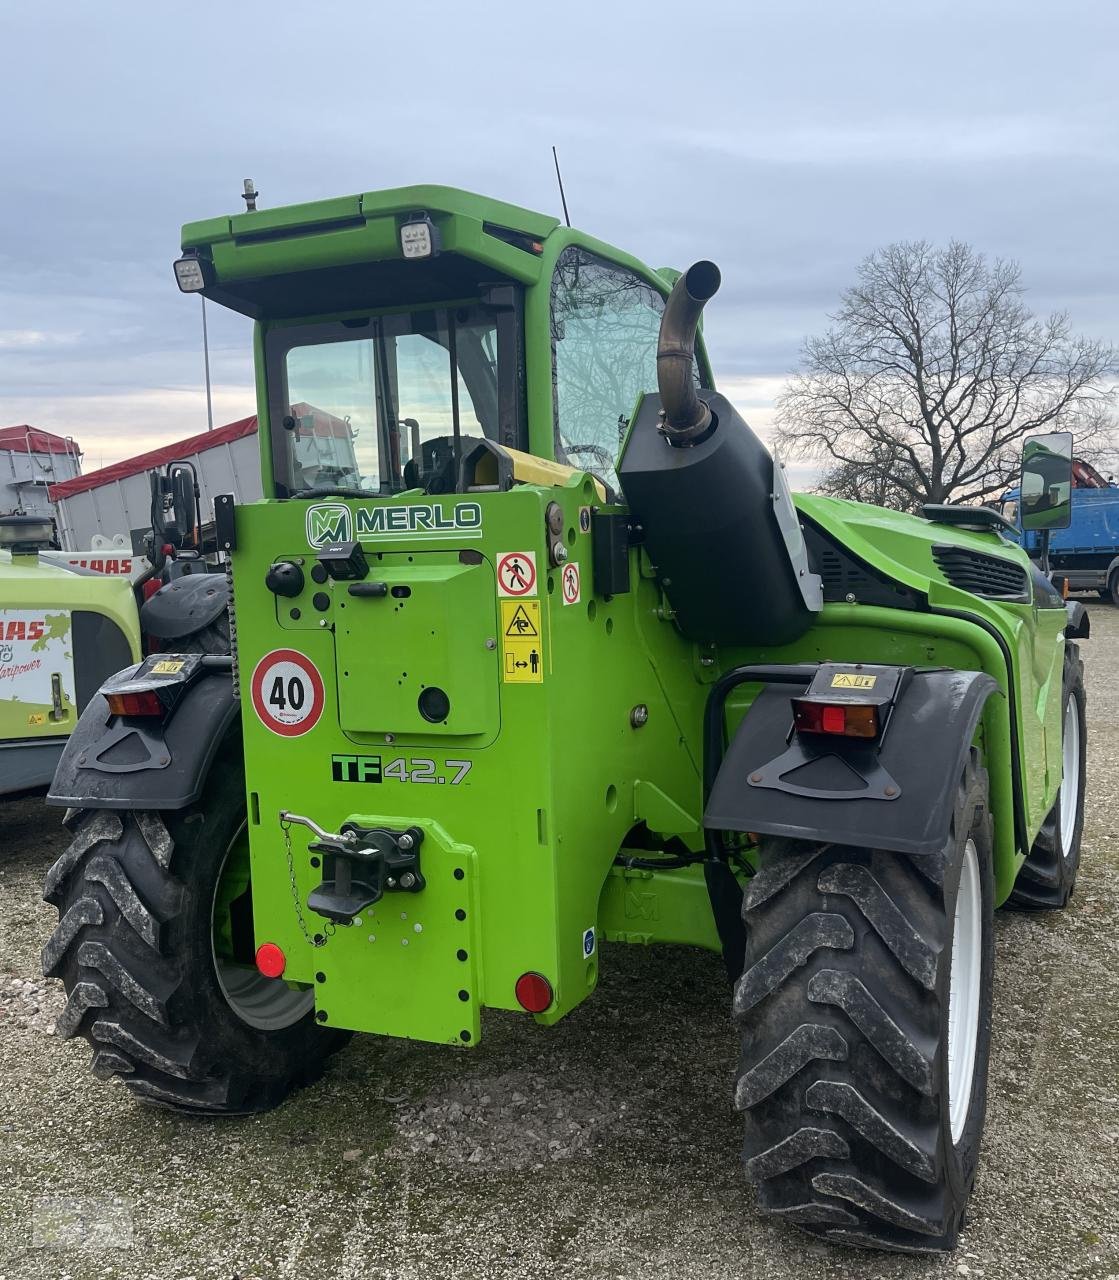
1020 431 1073 531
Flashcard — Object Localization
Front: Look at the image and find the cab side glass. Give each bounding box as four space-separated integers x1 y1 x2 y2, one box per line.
1020 431 1073 531
550 248 665 491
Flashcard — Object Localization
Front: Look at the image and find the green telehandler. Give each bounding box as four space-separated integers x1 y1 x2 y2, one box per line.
42 185 1088 1253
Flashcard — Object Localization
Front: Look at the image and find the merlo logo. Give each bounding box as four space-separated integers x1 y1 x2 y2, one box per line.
306 503 352 548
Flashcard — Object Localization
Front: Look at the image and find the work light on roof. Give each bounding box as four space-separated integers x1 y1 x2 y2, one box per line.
400 215 440 260
173 255 209 293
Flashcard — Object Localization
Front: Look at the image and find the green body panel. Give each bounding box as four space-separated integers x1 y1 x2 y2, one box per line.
0 551 141 745
187 184 1067 1045
794 496 1066 867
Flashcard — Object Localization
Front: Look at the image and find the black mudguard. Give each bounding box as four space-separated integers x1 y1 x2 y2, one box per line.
704 668 999 856
1065 600 1090 640
47 662 239 811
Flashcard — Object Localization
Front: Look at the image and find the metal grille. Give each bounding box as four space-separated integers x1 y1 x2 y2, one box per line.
931 544 1029 601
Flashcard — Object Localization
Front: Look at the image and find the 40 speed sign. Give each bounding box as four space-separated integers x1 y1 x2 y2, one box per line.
250 649 325 737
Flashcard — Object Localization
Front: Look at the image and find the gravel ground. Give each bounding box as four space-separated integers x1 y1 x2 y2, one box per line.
2 609 1118 1280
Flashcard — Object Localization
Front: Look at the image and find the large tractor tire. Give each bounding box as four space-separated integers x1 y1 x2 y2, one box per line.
1008 643 1086 909
735 749 994 1252
42 738 346 1113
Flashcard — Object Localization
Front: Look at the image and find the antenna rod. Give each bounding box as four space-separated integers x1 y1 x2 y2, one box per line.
201 297 214 430
552 146 571 228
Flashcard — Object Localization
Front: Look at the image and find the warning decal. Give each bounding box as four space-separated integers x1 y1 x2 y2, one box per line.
831 673 876 690
561 562 581 606
250 648 326 736
500 599 543 683
504 604 539 638
497 551 537 598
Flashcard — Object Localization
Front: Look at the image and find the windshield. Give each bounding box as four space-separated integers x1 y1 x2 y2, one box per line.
266 303 519 496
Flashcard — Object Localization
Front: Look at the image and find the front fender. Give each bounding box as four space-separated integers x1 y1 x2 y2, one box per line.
704 668 999 857
47 660 240 811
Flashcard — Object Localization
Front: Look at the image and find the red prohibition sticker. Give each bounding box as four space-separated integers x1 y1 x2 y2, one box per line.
561 562 581 605
250 649 325 737
496 550 537 597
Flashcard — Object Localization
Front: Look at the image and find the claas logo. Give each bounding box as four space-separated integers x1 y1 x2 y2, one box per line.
306 503 352 549
3 620 45 641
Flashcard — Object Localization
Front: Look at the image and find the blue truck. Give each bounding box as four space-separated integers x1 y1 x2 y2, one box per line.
1002 460 1119 602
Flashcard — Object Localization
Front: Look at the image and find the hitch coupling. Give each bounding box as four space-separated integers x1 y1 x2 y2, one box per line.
280 811 425 925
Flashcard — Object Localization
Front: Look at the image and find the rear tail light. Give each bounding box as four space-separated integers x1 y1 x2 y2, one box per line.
515 972 553 1013
791 698 880 739
105 689 165 718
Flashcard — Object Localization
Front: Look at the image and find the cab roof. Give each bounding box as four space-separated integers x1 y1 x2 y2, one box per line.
180 185 564 319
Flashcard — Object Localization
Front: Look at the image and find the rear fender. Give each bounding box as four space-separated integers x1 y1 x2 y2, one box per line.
46 655 239 811
704 667 1000 857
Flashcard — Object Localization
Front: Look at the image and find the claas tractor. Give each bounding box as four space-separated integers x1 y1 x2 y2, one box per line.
1 465 229 799
41 185 1089 1254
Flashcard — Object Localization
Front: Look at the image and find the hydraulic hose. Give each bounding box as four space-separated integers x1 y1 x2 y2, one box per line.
656 260 721 441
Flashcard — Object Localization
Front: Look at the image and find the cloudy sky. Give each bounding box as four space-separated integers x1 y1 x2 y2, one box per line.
2 0 1116 480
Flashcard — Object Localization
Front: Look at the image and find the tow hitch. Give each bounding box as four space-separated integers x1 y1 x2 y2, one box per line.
279 811 426 924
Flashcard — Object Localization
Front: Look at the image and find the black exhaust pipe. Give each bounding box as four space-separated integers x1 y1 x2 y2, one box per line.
657 261 721 441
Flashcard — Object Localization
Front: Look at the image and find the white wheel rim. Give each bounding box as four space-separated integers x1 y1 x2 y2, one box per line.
1060 693 1080 858
947 838 982 1144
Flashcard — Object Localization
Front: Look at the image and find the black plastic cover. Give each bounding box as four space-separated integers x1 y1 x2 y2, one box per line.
215 493 237 551
140 573 230 642
47 669 240 811
618 391 813 644
704 667 999 856
921 503 1018 534
592 512 630 597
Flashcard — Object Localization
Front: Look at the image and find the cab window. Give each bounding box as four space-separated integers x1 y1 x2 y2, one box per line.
550 248 670 490
266 301 521 496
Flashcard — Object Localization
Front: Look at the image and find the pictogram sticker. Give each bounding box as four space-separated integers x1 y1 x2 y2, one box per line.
579 506 592 534
496 551 537 597
504 603 539 638
500 599 543 683
831 672 876 689
561 562 581 606
250 649 326 736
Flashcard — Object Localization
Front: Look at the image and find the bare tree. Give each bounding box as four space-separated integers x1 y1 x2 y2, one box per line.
776 241 1117 510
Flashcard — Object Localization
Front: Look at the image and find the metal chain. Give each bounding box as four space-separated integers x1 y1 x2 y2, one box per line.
280 815 331 948
225 556 240 700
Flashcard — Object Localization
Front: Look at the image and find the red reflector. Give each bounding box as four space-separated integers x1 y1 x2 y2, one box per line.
255 942 286 979
821 704 846 734
105 689 164 717
514 971 553 1013
792 698 879 739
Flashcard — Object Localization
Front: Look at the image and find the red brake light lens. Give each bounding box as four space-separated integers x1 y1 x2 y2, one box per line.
792 699 880 739
514 972 553 1013
105 690 165 718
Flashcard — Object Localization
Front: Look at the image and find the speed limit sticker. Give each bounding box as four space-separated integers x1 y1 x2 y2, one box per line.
250 649 325 737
